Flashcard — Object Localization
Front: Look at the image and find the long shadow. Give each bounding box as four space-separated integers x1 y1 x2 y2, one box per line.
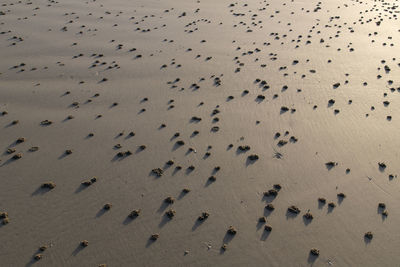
327 205 335 214
172 142 183 151
95 208 107 218
262 195 276 203
185 168 194 175
285 209 299 220
263 208 274 217
123 215 138 225
177 190 188 200
24 249 43 267
71 244 85 256
260 230 271 241
364 236 372 245
307 253 318 265
220 232 235 253
204 178 215 187
145 238 157 248
157 202 170 214
256 221 265 231
158 214 172 228
192 219 205 231
302 216 312 226
58 152 69 160
75 184 89 194
31 186 52 196
246 157 258 166
172 167 182 176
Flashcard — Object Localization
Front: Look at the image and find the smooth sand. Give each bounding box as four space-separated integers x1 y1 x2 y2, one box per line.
1 0 400 266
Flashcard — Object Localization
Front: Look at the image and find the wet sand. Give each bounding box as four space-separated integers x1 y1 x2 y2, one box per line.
1 0 400 266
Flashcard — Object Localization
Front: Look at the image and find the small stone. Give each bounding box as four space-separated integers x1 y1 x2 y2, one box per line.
198 212 210 221
103 203 112 210
42 182 56 189
310 248 319 256
264 225 272 231
165 209 176 218
129 209 141 218
288 205 300 214
34 254 42 261
265 204 275 211
227 226 237 235
150 233 159 240
364 232 373 239
165 196 175 204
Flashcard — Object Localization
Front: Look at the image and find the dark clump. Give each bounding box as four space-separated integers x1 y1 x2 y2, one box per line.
16 137 25 144
41 120 53 126
103 203 112 210
211 126 219 132
208 176 217 182
82 177 97 186
12 153 22 160
378 162 386 170
152 168 163 177
7 148 16 154
264 189 278 197
264 225 272 231
303 211 313 220
198 212 210 221
248 154 259 161
277 140 288 146
328 202 336 208
265 204 275 211
129 209 141 218
34 254 42 261
117 151 132 157
288 205 300 214
310 248 319 256
337 193 346 198
176 140 185 146
364 231 373 239
150 233 159 240
81 240 89 247
227 226 237 235
378 203 386 209
238 145 250 152
165 196 175 204
29 146 39 152
0 212 9 225
281 106 289 112
165 209 176 218
259 216 267 223
325 161 337 168
42 182 56 189
191 116 202 122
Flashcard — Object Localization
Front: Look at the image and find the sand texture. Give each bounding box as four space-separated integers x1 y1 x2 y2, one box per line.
1 0 400 266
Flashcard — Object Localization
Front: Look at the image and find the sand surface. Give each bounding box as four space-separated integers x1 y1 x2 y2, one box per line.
1 0 400 266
